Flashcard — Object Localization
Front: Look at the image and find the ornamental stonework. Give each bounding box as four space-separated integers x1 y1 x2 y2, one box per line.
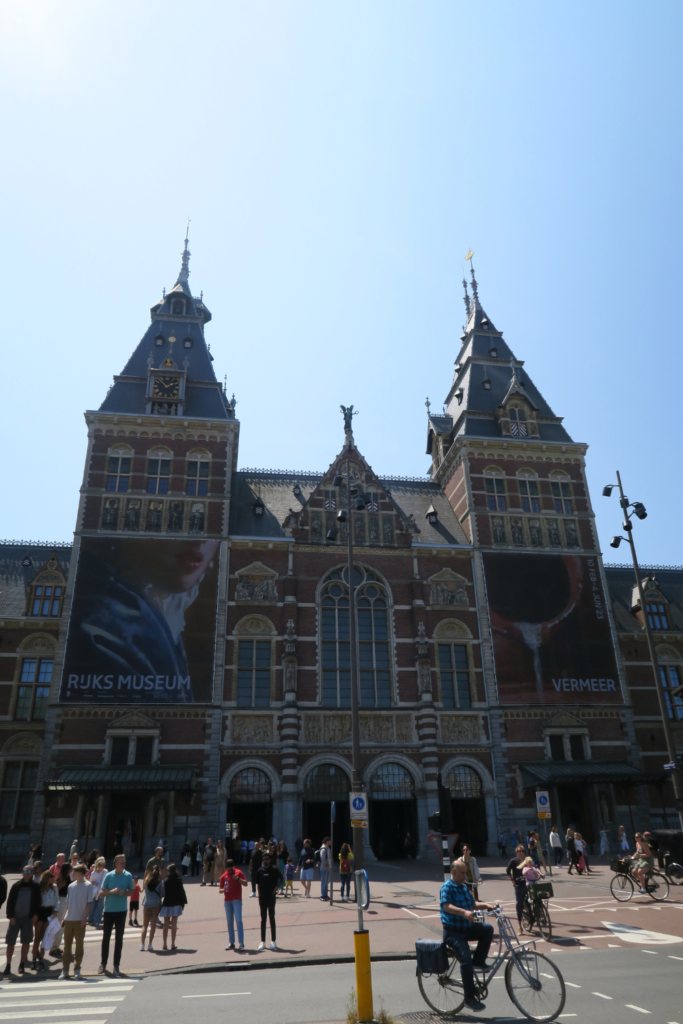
360 715 394 743
324 715 351 744
231 716 274 744
428 569 469 608
440 715 483 743
395 715 414 743
303 717 322 743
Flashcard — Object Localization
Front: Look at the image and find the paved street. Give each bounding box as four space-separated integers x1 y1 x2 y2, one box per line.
0 859 680 1023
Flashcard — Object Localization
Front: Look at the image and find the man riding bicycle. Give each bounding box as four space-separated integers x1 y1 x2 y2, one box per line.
440 858 495 1012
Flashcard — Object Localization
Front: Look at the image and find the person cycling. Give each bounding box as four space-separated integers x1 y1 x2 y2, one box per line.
631 832 655 893
440 858 494 1013
505 844 527 929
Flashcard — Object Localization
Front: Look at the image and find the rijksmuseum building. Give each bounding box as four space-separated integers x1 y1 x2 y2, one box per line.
0 246 681 866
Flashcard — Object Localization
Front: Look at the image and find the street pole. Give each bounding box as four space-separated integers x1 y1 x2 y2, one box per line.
615 470 683 829
346 454 365 872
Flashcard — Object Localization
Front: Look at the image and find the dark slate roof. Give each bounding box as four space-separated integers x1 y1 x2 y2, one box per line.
605 565 683 632
98 246 234 422
229 470 469 546
0 543 72 617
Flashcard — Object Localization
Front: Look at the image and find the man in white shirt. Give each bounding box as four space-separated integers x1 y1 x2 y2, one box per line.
319 837 331 902
59 865 93 980
549 826 563 867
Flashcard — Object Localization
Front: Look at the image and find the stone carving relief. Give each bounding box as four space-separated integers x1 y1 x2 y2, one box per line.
235 561 278 603
18 634 56 653
428 569 469 607
2 733 42 755
232 716 273 745
360 715 393 743
417 662 432 693
324 715 351 745
395 716 413 743
440 715 483 743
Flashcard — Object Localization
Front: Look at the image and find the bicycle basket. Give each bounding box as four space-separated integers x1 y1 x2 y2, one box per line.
531 882 554 899
415 939 449 975
610 858 629 874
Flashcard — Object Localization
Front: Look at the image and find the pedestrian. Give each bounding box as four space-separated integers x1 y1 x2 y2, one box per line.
497 830 507 859
319 836 332 901
32 869 58 969
574 832 593 873
4 865 41 976
275 840 289 893
505 844 528 929
566 829 580 875
179 842 192 877
145 845 166 875
249 840 263 896
460 844 481 900
599 828 610 857
59 864 93 980
69 838 79 859
140 865 164 951
617 825 630 853
128 877 141 926
284 857 296 896
297 838 315 897
549 825 563 867
98 853 134 977
49 851 66 877
87 857 107 928
440 858 495 1013
201 837 217 886
193 840 202 877
50 861 72 958
213 840 226 884
219 858 247 951
339 842 354 901
160 863 187 951
256 851 282 951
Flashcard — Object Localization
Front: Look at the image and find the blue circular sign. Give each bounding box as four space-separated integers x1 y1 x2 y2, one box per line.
352 796 366 811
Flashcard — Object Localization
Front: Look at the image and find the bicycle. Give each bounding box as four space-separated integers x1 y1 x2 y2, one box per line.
660 850 683 886
416 905 566 1022
609 857 669 902
520 881 553 941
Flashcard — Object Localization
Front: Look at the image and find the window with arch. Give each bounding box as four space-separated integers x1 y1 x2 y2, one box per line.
234 618 274 707
508 405 528 437
304 764 350 800
444 764 482 799
657 646 683 721
105 445 132 493
29 570 65 617
186 450 210 496
550 472 573 514
146 447 172 495
16 656 52 720
484 468 506 511
517 470 540 512
230 767 272 803
320 566 392 708
434 620 473 709
369 762 415 799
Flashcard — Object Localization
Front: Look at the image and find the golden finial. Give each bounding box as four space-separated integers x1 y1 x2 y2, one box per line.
465 249 474 262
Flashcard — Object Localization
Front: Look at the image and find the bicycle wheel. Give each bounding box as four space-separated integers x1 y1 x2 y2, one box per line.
505 949 566 1022
647 872 670 902
417 962 466 1016
667 862 683 885
610 872 633 902
520 900 534 934
536 900 553 941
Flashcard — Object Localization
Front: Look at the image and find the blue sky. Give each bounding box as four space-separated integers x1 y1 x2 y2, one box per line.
1 0 681 566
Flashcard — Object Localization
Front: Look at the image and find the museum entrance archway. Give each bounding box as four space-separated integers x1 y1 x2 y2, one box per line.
445 764 487 855
227 767 272 850
369 762 417 859
303 763 351 850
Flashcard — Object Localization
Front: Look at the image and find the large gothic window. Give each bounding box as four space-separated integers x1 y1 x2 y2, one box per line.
233 617 275 707
517 470 540 512
434 620 473 709
320 566 393 708
186 450 210 497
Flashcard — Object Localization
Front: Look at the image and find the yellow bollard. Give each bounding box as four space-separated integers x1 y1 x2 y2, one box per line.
354 929 374 1023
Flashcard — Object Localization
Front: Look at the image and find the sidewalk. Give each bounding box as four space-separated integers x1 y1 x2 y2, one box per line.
8 855 618 979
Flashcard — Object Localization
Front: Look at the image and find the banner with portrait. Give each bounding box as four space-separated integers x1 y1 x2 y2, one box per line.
60 536 220 703
483 553 622 705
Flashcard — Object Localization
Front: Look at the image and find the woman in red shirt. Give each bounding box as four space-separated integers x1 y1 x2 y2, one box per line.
219 859 248 951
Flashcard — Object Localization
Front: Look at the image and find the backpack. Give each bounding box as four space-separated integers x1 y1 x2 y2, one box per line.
340 857 350 873
314 848 322 866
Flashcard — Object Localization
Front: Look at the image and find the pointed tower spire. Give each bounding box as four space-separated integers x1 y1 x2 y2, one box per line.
462 276 471 320
178 222 191 288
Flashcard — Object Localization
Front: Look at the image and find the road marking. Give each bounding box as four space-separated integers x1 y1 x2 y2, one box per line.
601 921 683 945
0 1009 118 1021
592 992 613 999
642 950 658 955
625 1006 652 1015
0 997 125 1011
182 993 251 999
0 984 135 997
565 981 581 988
668 955 683 961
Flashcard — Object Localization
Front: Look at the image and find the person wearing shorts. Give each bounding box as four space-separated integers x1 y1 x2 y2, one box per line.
4 866 41 976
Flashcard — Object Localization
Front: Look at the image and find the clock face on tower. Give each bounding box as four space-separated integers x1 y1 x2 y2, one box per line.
152 376 180 399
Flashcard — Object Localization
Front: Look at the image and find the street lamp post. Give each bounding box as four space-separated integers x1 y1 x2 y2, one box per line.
604 470 683 829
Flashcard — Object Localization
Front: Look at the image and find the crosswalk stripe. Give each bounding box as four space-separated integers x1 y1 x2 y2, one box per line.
0 1008 118 1020
0 982 134 996
0 997 125 1010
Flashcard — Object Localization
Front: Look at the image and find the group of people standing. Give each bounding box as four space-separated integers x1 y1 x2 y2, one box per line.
3 844 190 979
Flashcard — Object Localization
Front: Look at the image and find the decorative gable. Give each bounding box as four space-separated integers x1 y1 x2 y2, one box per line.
428 569 470 607
235 561 279 603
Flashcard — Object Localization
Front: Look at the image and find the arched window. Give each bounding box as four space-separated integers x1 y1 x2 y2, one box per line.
28 566 65 618
105 445 133 493
304 764 350 800
234 617 275 707
146 447 172 495
369 762 415 799
320 566 392 708
444 765 482 799
517 470 540 512
186 449 211 497
230 767 271 803
434 620 473 709
483 467 506 511
16 636 54 721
